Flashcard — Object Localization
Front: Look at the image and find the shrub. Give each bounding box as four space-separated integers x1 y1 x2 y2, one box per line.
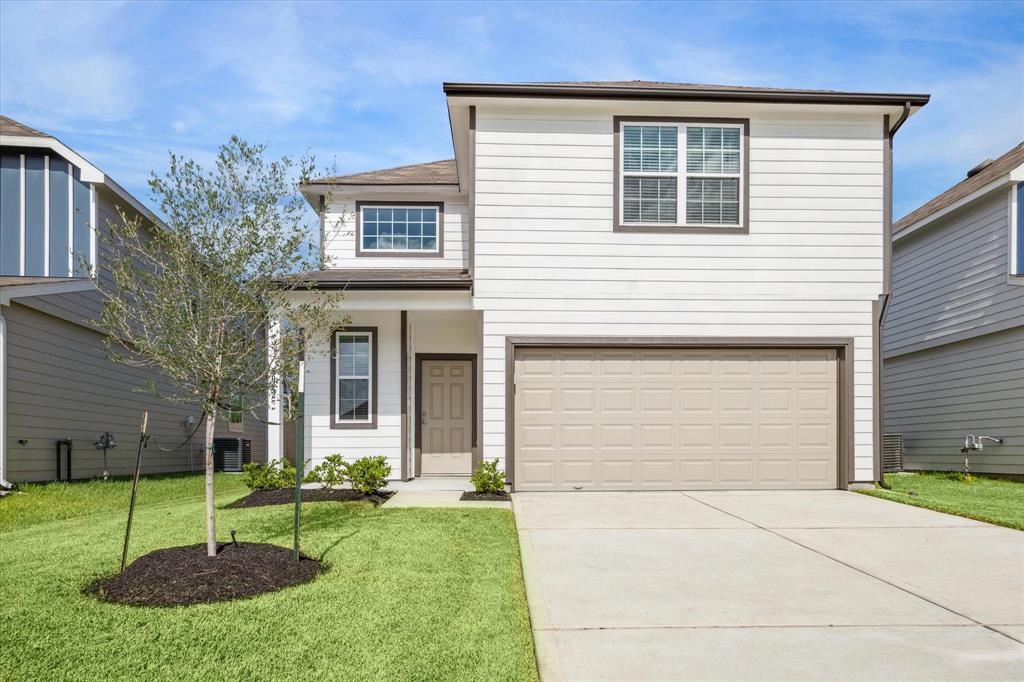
470 459 506 494
311 454 346 491
343 456 392 494
241 459 294 491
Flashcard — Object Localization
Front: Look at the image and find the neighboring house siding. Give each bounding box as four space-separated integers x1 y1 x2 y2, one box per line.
4 302 267 482
321 199 468 270
883 326 1024 475
886 191 1020 356
472 108 885 481
884 187 1023 475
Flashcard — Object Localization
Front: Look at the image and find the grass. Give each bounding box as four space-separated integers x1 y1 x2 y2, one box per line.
0 475 538 682
861 471 1024 530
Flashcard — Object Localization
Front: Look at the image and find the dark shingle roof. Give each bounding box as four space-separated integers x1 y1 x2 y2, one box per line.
311 159 458 186
275 268 471 290
895 141 1024 232
443 80 930 106
0 115 51 138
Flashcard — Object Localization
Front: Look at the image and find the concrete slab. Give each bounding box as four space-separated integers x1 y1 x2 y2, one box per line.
991 625 1024 644
387 477 475 492
776 526 1024 625
536 625 1024 682
687 490 985 528
383 490 510 508
519 527 968 630
514 492 751 530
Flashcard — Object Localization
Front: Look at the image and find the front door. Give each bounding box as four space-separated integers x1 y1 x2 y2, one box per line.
420 359 473 475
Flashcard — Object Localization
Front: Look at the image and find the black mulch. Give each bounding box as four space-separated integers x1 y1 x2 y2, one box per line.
87 542 321 607
460 490 511 502
226 488 394 509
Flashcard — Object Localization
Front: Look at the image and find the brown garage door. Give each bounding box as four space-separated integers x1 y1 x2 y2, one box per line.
514 347 838 491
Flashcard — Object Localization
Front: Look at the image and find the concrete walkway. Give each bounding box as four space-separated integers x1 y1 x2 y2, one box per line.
382 476 511 509
514 491 1024 681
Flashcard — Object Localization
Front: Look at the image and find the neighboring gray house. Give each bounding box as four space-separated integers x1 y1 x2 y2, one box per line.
884 142 1023 476
0 116 266 485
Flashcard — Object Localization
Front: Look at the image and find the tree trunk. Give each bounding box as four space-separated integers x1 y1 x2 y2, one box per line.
204 408 218 557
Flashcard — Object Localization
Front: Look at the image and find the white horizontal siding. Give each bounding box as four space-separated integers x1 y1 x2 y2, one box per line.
321 199 468 270
474 106 885 482
303 311 402 475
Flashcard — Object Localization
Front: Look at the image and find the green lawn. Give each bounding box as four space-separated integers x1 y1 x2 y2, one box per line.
861 472 1024 530
0 475 538 682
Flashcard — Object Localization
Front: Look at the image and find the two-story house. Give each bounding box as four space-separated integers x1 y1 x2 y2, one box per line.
269 80 929 492
0 116 266 485
884 142 1023 477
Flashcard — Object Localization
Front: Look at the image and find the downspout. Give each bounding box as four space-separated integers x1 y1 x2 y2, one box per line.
876 102 911 490
0 308 12 489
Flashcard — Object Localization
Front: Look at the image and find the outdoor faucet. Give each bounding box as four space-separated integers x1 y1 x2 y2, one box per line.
960 434 1004 453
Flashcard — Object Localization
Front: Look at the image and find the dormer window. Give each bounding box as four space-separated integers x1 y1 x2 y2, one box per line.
356 202 443 257
615 117 748 233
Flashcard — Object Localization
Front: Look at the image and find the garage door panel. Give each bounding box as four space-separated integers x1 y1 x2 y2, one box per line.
515 347 838 491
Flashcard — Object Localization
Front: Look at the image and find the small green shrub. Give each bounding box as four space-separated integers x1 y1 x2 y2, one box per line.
471 459 506 494
241 459 296 491
343 456 392 494
311 454 346 490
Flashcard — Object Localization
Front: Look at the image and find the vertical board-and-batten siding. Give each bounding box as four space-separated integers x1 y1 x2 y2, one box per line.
884 188 1023 475
473 108 885 482
0 150 92 277
321 199 469 270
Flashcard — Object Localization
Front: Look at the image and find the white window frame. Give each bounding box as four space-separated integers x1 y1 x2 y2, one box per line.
618 119 745 230
1010 182 1024 281
357 203 442 255
335 330 374 424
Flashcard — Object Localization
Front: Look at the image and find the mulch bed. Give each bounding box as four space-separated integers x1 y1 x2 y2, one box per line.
87 542 321 607
460 491 511 502
226 488 394 509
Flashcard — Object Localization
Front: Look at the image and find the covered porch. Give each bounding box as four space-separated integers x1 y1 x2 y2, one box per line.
267 269 482 482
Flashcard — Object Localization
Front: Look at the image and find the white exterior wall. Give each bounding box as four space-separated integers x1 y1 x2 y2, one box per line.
321 198 469 270
304 310 402 474
473 105 885 482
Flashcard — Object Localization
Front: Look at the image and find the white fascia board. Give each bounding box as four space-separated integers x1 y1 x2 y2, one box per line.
0 279 96 306
0 135 104 183
893 171 1019 243
1 134 169 232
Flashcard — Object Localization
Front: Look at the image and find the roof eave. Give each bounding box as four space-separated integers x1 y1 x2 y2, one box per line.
442 82 931 107
893 171 1019 242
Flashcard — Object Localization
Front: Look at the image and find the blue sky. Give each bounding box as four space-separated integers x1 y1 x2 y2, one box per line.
1 0 1021 222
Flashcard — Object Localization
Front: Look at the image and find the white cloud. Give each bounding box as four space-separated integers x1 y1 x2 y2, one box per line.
0 1 140 123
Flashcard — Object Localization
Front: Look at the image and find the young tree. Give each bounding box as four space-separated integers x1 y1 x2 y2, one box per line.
97 137 341 557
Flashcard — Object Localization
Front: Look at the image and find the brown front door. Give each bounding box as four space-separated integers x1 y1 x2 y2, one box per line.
420 359 473 475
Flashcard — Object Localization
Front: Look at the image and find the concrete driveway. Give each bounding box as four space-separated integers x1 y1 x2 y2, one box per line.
513 491 1024 681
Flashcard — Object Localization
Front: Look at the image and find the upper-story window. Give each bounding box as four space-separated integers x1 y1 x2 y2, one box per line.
356 202 443 257
1013 182 1023 277
616 118 748 233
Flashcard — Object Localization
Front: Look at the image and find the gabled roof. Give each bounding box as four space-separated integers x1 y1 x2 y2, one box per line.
0 116 50 138
443 80 930 106
895 141 1024 232
0 115 165 228
311 159 458 186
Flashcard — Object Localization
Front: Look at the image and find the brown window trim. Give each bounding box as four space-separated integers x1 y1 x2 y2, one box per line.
355 201 445 258
329 326 378 430
612 116 750 234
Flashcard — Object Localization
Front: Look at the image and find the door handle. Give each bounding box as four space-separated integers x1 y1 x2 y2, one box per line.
421 411 427 425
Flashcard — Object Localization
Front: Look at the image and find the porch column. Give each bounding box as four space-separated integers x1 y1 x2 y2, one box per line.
266 315 284 464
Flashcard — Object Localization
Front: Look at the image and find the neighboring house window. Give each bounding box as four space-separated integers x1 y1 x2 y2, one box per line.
357 203 442 256
1014 182 1023 276
617 118 747 231
226 399 244 433
332 328 377 428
